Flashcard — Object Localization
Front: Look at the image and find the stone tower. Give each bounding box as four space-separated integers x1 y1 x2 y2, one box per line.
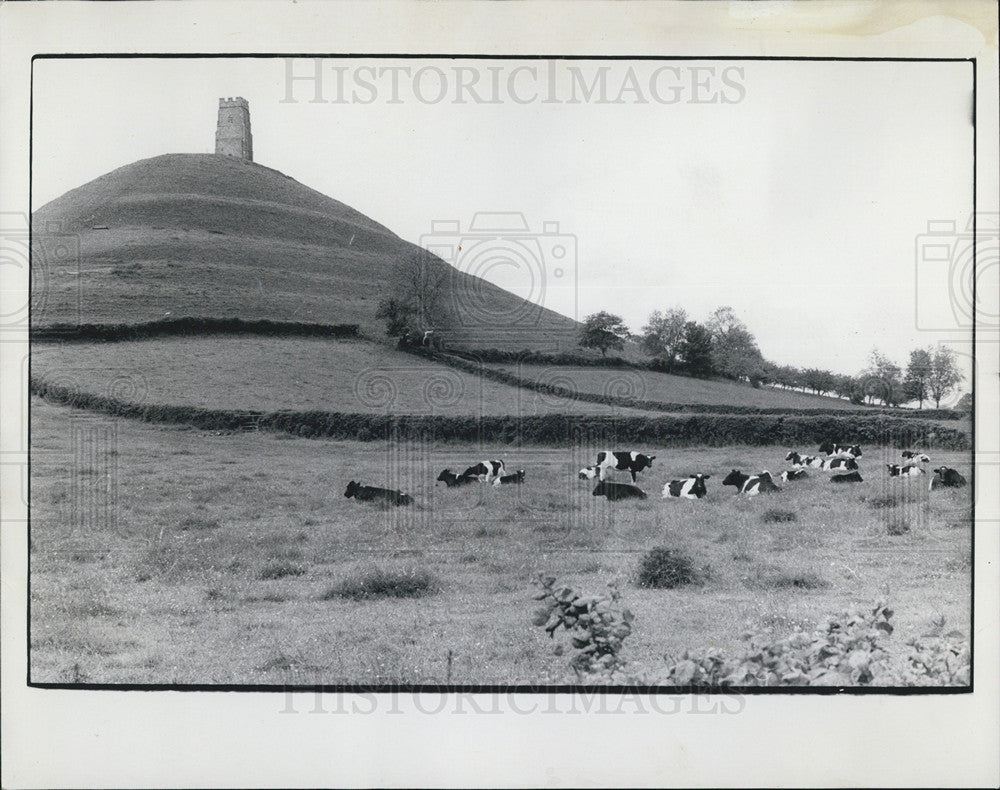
215 97 253 161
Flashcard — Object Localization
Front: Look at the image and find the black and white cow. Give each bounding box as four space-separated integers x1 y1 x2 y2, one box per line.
661 474 710 500
493 469 525 486
592 480 647 500
830 471 864 483
578 465 600 480
886 464 924 478
721 469 781 496
929 467 967 490
901 451 931 463
461 460 506 483
818 441 863 459
593 451 656 483
344 480 413 506
780 469 809 482
822 457 859 472
785 450 824 469
436 468 477 487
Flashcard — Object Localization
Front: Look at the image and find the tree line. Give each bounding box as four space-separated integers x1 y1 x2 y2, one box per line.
579 307 966 409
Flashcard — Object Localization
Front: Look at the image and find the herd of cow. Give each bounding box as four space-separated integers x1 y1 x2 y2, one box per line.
342 444 967 507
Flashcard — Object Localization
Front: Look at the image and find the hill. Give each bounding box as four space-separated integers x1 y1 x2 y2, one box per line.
30 154 580 349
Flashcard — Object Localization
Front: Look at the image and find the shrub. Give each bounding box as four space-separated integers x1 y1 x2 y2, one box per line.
662 601 970 687
324 566 440 600
260 562 306 580
532 575 634 681
637 547 704 589
761 509 797 524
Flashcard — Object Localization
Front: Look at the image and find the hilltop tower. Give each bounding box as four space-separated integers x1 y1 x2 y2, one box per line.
215 97 253 161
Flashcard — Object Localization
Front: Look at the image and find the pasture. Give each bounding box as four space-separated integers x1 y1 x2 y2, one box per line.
29 399 971 686
30 337 654 416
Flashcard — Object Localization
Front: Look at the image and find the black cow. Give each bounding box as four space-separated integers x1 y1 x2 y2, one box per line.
785 451 824 469
830 471 864 483
344 480 413 506
436 469 477 487
594 451 656 483
780 469 809 482
823 457 859 472
592 480 647 500
461 460 506 483
886 464 924 478
818 441 863 459
661 474 710 500
493 469 525 486
929 467 967 490
721 469 781 496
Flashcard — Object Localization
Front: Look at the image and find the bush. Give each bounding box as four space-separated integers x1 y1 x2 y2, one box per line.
31 316 360 342
323 566 440 600
532 575 634 681
637 547 704 589
761 509 797 524
662 601 970 687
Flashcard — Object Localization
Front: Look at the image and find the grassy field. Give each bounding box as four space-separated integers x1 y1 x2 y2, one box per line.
29 398 972 686
487 362 862 411
30 336 661 417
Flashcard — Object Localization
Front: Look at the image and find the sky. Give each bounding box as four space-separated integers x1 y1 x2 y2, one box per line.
31 57 977 388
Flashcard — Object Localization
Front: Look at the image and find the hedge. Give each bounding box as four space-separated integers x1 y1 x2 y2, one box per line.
30 379 970 449
402 346 964 421
31 316 360 343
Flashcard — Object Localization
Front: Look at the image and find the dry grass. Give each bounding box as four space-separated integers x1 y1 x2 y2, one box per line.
28 398 972 685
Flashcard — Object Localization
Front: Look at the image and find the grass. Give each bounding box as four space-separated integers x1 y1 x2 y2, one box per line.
28 398 972 685
488 362 861 411
31 337 650 417
762 509 798 524
323 566 440 601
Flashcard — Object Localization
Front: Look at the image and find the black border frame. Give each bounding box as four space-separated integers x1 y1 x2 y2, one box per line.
26 53 978 695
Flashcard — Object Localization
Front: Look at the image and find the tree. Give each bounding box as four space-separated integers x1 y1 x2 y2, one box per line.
903 347 934 409
802 368 837 396
640 308 688 371
579 311 630 356
677 321 714 377
377 250 453 341
953 392 972 413
375 298 416 338
862 349 903 407
928 345 965 408
706 307 767 385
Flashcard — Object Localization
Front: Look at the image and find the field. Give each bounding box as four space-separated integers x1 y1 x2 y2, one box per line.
30 337 657 416
29 398 972 686
487 362 862 411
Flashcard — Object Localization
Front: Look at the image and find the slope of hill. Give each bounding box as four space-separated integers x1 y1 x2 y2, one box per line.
31 154 580 349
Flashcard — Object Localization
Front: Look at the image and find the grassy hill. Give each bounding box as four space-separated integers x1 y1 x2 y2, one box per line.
31 154 580 349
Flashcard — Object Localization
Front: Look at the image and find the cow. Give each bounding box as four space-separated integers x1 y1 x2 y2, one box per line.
780 469 809 482
785 450 824 469
436 468 477 487
886 464 924 478
929 467 967 490
830 471 864 483
592 480 647 500
578 465 600 480
661 474 710 500
822 457 859 472
460 460 506 483
344 480 413 506
493 469 525 486
818 441 863 459
593 451 656 483
721 469 781 496
901 451 931 463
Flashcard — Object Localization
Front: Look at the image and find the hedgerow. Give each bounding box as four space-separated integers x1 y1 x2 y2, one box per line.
31 316 360 343
30 378 971 448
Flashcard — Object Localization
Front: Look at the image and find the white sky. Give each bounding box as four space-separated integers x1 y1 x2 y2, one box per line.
32 57 976 382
